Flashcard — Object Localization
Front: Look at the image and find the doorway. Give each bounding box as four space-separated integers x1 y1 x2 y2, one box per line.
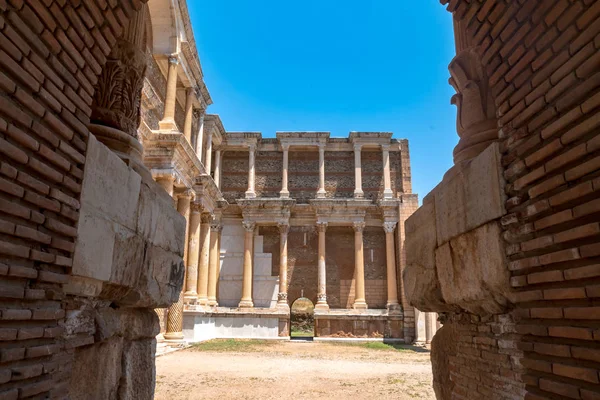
290 297 315 340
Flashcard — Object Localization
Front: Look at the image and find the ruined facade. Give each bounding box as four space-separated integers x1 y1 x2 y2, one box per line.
405 0 600 399
180 131 419 341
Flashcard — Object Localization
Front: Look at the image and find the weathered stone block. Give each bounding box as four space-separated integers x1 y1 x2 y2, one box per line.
72 209 115 282
69 337 124 400
118 339 156 400
435 142 505 245
436 221 512 315
79 135 141 231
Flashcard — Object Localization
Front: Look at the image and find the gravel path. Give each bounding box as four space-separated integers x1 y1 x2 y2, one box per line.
155 341 435 399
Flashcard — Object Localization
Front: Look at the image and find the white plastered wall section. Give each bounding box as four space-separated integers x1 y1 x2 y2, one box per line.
218 219 279 308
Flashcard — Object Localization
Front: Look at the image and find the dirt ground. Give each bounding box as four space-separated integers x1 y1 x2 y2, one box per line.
155 340 435 400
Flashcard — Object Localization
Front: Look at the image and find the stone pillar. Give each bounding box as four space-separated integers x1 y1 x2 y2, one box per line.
239 221 255 308
353 144 363 198
415 309 427 344
214 150 222 189
245 144 256 199
382 144 393 199
205 132 213 174
315 222 329 310
425 312 436 344
384 222 400 312
207 221 222 306
277 223 289 308
183 88 195 143
159 56 179 131
90 5 147 163
195 113 205 162
353 222 368 309
184 203 201 302
280 144 290 198
196 212 212 305
164 191 192 341
317 144 326 198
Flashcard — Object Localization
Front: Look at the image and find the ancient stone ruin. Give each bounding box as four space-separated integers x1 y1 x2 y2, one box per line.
405 0 600 399
0 0 598 399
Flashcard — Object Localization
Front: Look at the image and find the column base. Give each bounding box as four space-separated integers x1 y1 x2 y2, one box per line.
315 301 329 311
316 190 327 199
238 299 254 308
354 190 364 199
279 190 290 198
197 296 209 306
184 292 198 304
245 191 256 199
383 189 394 199
387 302 401 314
353 300 368 310
276 302 290 311
207 299 218 307
163 332 184 342
159 119 178 132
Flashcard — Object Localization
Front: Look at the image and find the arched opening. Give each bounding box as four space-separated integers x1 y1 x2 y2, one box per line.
290 296 315 340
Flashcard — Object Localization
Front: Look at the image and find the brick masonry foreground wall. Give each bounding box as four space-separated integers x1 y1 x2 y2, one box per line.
0 1 164 399
436 0 600 398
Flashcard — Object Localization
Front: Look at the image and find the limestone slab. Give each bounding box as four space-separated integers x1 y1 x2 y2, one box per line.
436 221 512 315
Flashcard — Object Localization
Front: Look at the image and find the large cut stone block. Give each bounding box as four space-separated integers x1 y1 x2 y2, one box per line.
69 337 124 400
434 142 505 245
118 339 156 400
80 135 141 231
72 208 116 282
404 201 452 312
436 221 512 315
137 181 185 255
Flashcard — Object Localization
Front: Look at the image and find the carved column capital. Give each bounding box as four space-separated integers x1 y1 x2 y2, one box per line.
200 213 212 224
352 221 366 233
242 221 256 232
383 221 397 233
353 143 363 152
177 188 195 201
316 221 328 233
168 55 180 65
278 223 290 235
381 144 390 152
210 222 223 233
191 202 203 213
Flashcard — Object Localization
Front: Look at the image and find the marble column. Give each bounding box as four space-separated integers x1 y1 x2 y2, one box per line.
207 221 222 306
384 222 400 312
353 221 368 309
184 203 201 302
239 221 255 308
315 221 329 310
382 144 393 199
277 223 289 308
205 132 213 174
317 144 326 198
425 312 436 344
245 144 256 199
196 212 212 305
183 88 195 143
353 144 363 198
164 190 192 341
195 113 205 162
214 150 222 188
159 56 179 131
280 144 290 198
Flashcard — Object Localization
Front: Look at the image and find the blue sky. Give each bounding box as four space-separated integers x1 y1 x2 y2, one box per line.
189 1 457 199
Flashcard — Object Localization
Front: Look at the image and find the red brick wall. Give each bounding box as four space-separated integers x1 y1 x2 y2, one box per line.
0 1 146 398
440 0 600 398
